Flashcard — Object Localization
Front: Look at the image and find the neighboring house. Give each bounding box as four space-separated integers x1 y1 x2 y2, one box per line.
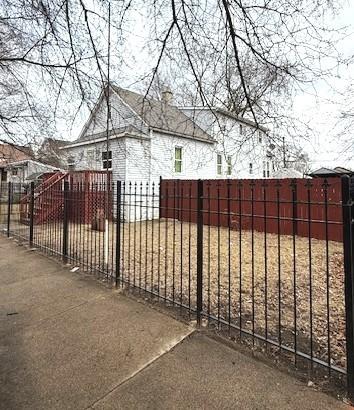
37 137 71 169
308 166 353 178
5 159 62 184
61 84 273 183
0 144 33 183
273 167 304 179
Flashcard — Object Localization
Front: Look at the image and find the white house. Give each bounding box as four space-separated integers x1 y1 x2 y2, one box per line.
5 159 62 184
180 106 273 178
61 84 274 184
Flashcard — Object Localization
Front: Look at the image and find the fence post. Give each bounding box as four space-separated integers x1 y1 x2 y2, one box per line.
62 181 69 264
291 179 298 235
159 176 162 219
29 181 35 246
196 179 203 326
342 175 354 402
7 182 11 237
115 180 122 287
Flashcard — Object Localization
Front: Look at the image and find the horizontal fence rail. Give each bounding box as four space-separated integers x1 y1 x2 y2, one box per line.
1 176 353 400
160 178 343 242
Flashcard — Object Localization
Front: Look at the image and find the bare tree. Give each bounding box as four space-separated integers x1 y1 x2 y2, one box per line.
0 0 347 156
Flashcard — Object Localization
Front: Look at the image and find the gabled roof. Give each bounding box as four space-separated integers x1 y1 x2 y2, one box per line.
180 106 268 133
42 137 71 147
308 166 353 177
112 86 213 143
333 166 353 174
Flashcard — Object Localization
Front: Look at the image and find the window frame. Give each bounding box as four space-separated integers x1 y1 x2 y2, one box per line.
217 153 223 175
102 150 112 170
174 146 183 173
87 149 95 167
226 155 232 176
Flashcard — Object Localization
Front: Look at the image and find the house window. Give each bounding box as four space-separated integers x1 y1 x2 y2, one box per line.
227 156 232 176
174 147 182 173
239 124 243 135
263 161 270 178
11 168 18 176
87 149 95 167
102 150 112 170
258 131 262 144
217 154 222 175
249 163 253 175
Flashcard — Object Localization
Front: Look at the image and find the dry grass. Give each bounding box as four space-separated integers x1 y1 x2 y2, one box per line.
4 217 346 370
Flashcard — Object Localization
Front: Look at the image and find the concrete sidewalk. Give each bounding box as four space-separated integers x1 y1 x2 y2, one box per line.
0 236 349 409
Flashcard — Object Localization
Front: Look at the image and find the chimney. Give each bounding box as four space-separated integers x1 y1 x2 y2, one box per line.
161 87 173 105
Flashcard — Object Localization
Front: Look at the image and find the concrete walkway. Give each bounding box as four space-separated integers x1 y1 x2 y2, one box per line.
0 236 350 410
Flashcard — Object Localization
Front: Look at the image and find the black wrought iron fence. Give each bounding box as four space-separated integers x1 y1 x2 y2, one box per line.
1 177 354 400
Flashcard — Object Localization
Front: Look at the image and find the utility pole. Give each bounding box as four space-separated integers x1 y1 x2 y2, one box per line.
282 135 286 168
104 3 111 273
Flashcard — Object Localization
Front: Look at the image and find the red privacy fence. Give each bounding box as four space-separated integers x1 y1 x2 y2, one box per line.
160 178 343 242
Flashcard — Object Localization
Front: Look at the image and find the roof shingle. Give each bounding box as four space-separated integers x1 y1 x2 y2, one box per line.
112 86 213 142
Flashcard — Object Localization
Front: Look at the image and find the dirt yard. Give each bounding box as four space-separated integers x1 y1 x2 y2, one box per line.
4 217 346 371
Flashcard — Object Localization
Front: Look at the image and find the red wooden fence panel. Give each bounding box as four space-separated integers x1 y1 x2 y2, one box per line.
160 178 343 242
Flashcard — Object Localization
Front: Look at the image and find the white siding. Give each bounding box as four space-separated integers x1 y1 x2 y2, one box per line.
150 131 216 182
66 138 126 181
182 108 273 179
82 92 148 138
6 161 60 183
125 137 151 182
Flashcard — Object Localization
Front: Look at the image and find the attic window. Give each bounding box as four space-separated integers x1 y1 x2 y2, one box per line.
174 147 182 173
11 168 18 176
102 150 112 170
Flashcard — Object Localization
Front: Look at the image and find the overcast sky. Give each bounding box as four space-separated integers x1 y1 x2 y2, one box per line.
292 1 354 170
62 0 354 172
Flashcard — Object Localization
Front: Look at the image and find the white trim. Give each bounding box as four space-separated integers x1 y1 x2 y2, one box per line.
77 90 106 140
151 127 215 144
180 106 268 132
60 132 149 150
174 146 183 174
